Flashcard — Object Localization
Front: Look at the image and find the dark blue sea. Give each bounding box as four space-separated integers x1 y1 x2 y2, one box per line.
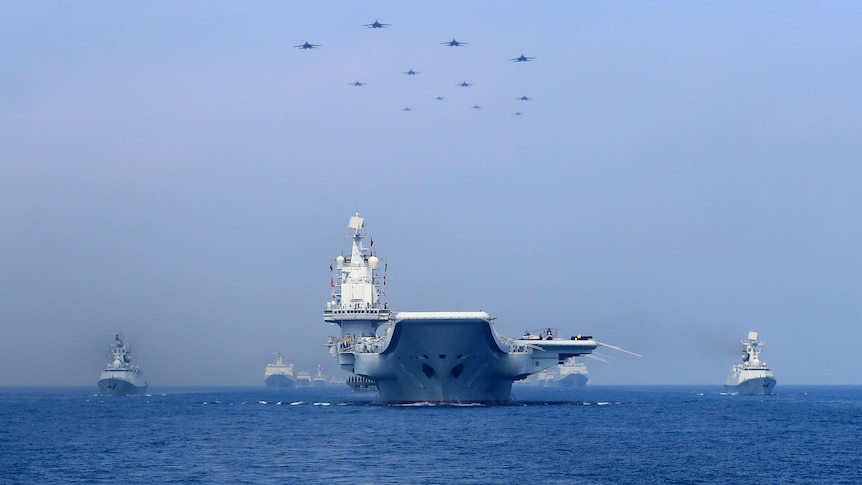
1 385 860 484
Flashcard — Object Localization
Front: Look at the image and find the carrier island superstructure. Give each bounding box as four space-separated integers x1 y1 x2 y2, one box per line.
324 213 600 404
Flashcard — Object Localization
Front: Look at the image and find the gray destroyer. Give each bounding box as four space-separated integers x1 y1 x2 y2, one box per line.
324 213 603 404
98 335 148 396
725 330 776 395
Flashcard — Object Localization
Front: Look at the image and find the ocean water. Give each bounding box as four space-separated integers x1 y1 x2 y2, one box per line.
1 385 860 484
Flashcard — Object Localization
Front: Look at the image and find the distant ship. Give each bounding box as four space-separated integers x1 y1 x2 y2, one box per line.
295 371 313 387
98 335 147 396
725 330 776 395
324 213 608 404
312 365 328 386
264 352 296 389
537 356 589 387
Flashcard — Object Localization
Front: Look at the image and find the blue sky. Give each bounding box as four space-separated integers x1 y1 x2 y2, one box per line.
1 1 860 386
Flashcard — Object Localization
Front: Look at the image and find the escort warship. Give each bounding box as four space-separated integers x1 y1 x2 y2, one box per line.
264 352 296 389
725 330 776 395
97 334 148 396
323 213 606 404
312 365 329 386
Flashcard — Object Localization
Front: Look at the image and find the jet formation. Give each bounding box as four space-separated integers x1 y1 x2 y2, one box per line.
296 20 535 115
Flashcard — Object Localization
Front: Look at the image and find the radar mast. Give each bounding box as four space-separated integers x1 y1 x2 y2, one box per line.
324 212 391 356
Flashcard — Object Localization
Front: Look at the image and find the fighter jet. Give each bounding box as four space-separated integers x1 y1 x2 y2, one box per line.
456 81 473 87
402 69 420 75
441 38 468 47
364 20 390 29
435 96 445 101
514 112 523 116
471 105 481 109
350 81 366 87
402 107 412 111
517 95 532 101
509 54 535 62
294 42 320 49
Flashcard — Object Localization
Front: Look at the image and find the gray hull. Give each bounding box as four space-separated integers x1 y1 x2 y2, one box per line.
346 376 378 392
557 374 588 388
98 378 147 396
725 377 776 395
265 375 296 389
350 317 534 404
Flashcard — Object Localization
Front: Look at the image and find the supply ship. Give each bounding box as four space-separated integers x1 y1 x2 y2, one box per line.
324 213 605 404
264 352 296 388
97 335 148 396
537 356 589 387
725 330 776 395
295 370 313 387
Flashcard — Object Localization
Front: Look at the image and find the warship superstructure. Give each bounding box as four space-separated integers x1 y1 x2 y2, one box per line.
97 335 148 396
324 213 601 404
725 330 776 395
264 352 296 389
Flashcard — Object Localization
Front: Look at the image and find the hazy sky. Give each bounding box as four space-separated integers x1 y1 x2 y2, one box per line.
2 2 860 387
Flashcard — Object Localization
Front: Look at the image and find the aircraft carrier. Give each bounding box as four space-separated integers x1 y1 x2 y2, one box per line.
324 213 602 404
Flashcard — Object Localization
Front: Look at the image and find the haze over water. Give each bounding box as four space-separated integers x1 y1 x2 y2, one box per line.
1 2 861 387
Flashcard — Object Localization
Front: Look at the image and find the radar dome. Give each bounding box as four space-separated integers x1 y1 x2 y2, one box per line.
336 255 344 266
368 256 379 269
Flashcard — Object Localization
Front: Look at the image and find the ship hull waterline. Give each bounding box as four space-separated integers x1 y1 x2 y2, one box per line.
724 377 776 395
97 377 147 396
265 375 296 389
346 316 593 404
556 374 588 388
